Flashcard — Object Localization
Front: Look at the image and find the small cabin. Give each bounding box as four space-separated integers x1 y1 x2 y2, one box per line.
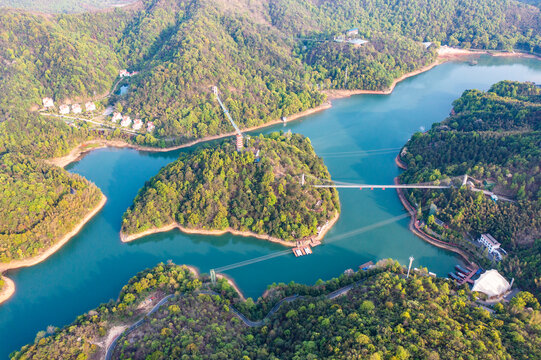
85 102 96 112
146 121 155 132
59 104 70 115
112 112 122 123
42 97 54 108
120 116 132 127
71 104 82 114
132 119 143 131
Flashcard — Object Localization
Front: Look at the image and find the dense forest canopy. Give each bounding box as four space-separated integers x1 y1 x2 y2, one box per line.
399 81 541 298
11 261 541 359
1 0 540 148
122 132 340 242
0 153 102 263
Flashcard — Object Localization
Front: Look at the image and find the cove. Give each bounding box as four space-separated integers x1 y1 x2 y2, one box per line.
2 55 541 357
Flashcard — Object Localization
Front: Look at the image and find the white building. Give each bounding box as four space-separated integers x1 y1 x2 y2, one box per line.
111 112 122 123
146 121 155 132
472 270 511 299
85 101 96 112
479 234 501 253
42 97 54 108
346 39 368 46
59 104 70 115
132 119 143 131
119 69 129 77
71 104 82 114
120 115 132 127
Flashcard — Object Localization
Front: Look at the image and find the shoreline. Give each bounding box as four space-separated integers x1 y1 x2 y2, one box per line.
47 47 537 170
120 211 340 247
323 46 487 100
0 194 107 274
216 273 247 301
0 277 15 306
0 194 107 305
393 176 476 267
47 102 332 169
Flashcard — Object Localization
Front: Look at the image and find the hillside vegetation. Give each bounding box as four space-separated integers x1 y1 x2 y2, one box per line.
399 81 541 297
0 153 102 263
11 261 541 359
1 0 540 148
0 0 539 278
121 132 339 242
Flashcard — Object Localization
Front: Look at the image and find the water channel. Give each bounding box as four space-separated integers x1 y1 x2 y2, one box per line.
1 55 541 357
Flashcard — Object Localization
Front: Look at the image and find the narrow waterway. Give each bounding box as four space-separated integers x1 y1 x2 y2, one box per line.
2 56 540 357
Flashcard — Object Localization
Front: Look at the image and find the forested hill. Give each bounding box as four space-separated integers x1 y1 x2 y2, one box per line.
12 261 541 359
398 81 541 297
1 0 540 147
0 0 539 269
0 153 103 263
122 132 340 242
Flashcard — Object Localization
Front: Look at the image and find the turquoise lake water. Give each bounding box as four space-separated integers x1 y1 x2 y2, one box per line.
1 55 541 357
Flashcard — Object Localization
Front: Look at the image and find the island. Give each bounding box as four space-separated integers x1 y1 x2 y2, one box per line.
397 81 541 298
11 261 541 359
121 132 340 245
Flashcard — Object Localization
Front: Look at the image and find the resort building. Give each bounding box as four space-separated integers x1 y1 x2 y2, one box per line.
71 104 82 114
479 233 501 253
146 121 155 132
119 69 130 77
132 119 143 131
59 104 70 115
346 39 368 46
42 97 54 108
85 101 96 112
120 115 132 127
112 112 122 123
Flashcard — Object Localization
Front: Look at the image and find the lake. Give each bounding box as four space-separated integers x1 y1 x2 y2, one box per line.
1 55 541 357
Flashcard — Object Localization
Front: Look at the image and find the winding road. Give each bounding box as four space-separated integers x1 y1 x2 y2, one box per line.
105 277 368 359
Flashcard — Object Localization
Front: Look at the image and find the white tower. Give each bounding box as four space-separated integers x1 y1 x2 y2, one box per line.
406 256 414 278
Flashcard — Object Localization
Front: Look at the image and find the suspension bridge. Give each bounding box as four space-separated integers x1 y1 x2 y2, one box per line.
303 173 466 190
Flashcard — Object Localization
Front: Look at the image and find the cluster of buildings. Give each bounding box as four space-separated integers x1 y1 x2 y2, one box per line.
43 98 96 115
334 28 369 46
111 112 155 132
119 69 138 77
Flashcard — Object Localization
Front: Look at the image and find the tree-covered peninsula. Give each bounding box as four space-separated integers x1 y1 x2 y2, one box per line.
121 132 340 243
11 261 541 359
398 81 541 298
0 153 104 265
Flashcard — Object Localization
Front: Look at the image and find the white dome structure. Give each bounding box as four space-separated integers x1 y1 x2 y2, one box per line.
472 269 511 298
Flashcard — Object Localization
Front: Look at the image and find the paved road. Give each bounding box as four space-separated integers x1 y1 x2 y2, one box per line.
104 294 173 360
105 279 366 359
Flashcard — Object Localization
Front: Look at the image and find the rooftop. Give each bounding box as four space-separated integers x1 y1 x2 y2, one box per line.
481 233 500 247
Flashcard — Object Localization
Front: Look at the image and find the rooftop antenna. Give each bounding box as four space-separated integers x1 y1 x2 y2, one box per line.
406 256 414 278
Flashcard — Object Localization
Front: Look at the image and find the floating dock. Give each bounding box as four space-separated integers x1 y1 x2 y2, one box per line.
292 245 312 257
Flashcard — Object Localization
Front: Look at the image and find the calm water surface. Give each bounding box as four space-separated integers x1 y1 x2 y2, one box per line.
2 56 541 357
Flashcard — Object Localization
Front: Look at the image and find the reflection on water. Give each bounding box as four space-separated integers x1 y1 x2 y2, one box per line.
1 55 540 357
